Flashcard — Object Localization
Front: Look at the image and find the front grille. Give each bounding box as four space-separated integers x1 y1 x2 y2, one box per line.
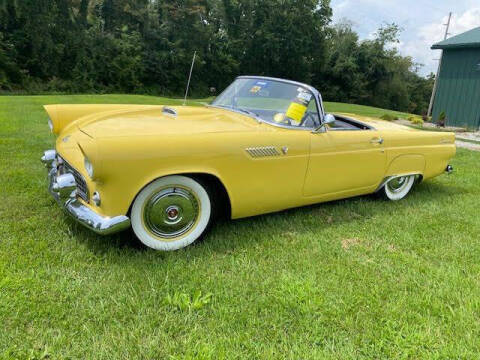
59 157 90 202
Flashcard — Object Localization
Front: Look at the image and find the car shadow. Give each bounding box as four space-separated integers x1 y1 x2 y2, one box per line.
202 180 468 254
64 180 467 257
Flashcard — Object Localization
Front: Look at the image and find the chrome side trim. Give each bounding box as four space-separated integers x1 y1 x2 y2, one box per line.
246 146 281 158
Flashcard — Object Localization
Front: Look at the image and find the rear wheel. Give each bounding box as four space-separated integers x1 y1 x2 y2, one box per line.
380 175 416 201
131 175 212 251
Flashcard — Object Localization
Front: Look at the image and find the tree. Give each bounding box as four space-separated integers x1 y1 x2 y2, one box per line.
0 0 433 114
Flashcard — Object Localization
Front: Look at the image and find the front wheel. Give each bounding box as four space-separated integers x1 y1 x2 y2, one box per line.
380 175 416 201
131 175 212 251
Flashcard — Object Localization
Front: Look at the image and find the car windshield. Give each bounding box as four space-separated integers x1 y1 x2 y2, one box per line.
211 78 320 128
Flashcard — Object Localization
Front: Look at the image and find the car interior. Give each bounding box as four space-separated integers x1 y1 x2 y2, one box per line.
249 108 371 131
328 115 372 131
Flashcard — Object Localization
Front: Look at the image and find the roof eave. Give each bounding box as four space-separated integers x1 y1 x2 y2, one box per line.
431 43 480 50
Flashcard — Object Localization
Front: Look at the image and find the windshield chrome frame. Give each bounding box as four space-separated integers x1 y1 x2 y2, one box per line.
208 76 326 131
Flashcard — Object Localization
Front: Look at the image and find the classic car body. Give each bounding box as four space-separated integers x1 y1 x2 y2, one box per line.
41 76 456 250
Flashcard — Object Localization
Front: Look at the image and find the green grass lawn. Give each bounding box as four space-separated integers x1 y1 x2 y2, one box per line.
1 95 480 359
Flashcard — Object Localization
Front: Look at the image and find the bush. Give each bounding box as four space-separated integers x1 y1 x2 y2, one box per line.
408 116 424 126
380 114 395 121
438 111 447 127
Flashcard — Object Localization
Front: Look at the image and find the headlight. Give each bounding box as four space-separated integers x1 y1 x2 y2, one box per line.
84 157 94 178
48 118 53 132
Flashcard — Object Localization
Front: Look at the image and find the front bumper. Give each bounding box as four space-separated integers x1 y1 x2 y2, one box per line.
42 150 131 235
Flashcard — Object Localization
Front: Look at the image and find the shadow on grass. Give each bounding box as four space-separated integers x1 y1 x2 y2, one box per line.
62 180 466 257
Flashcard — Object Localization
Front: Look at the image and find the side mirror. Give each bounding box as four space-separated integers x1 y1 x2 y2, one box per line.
313 113 335 133
324 113 336 125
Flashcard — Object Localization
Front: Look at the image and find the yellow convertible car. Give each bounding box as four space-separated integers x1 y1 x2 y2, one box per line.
41 76 455 251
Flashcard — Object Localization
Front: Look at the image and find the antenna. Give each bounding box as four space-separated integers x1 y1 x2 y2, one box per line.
183 51 197 106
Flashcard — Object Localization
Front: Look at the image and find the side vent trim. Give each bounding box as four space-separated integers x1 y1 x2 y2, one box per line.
246 147 281 158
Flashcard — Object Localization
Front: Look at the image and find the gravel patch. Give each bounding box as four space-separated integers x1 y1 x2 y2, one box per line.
456 140 480 152
456 132 480 142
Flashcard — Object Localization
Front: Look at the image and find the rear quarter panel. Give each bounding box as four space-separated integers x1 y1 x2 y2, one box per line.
381 129 456 179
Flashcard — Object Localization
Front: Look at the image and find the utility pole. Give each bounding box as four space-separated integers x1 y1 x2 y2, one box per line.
427 12 452 119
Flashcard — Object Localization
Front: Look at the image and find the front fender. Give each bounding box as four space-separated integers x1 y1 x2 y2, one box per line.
128 168 232 212
44 104 157 135
90 134 237 217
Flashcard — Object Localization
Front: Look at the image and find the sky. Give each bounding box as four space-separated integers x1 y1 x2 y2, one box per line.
330 0 480 76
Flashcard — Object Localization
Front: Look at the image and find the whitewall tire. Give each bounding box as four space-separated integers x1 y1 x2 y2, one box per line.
381 175 416 201
131 175 212 251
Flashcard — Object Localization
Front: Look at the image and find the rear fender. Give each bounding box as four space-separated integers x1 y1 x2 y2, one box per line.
386 154 425 177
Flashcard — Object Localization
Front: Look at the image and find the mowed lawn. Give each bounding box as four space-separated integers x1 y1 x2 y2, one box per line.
1 95 480 359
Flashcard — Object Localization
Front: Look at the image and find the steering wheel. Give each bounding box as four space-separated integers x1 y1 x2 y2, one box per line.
299 112 317 127
273 113 292 126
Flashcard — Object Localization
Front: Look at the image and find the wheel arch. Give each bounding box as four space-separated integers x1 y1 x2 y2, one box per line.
385 154 426 178
376 173 423 192
126 171 232 220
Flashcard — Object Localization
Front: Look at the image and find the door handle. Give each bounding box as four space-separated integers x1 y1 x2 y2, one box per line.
370 137 384 145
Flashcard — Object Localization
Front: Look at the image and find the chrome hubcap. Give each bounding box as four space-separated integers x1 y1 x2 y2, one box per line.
144 187 199 239
386 176 408 193
166 206 180 221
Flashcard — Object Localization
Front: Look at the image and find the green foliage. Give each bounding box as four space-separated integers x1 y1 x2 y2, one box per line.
380 114 396 121
321 21 433 115
438 111 447 127
0 1 432 113
409 116 424 126
164 291 213 312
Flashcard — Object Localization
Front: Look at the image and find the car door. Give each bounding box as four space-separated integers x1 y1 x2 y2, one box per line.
303 129 386 197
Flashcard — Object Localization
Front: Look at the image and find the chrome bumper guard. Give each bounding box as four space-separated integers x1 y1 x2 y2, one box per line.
42 150 131 235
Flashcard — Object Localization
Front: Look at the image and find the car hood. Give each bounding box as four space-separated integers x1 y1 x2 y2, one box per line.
77 105 259 138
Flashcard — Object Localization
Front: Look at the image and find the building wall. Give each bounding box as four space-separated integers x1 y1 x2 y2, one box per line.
433 48 480 129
